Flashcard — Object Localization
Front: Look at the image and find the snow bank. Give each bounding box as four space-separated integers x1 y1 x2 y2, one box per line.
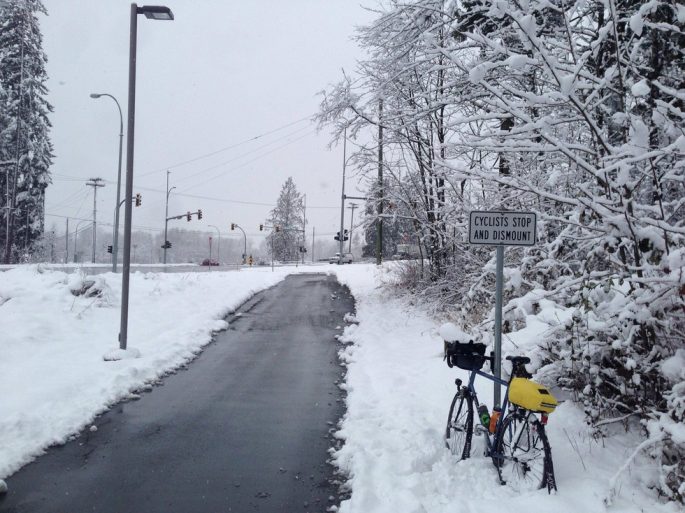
330 264 680 513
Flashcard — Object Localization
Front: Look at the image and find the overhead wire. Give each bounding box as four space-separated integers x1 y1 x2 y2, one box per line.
173 123 314 184
136 115 314 178
183 128 318 192
47 187 90 211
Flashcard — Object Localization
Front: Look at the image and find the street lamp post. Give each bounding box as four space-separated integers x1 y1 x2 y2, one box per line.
163 171 175 265
118 3 174 353
208 224 220 264
90 93 124 272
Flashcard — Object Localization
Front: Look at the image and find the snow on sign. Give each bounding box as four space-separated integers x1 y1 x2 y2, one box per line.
468 211 536 246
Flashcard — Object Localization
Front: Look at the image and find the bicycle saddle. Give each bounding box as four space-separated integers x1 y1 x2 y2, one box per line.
506 355 531 365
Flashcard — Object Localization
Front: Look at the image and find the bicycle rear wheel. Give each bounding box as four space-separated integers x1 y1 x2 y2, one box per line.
445 388 473 460
494 412 554 491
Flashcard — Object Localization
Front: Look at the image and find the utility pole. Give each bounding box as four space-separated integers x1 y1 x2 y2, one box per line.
86 178 105 263
302 193 307 265
65 217 69 263
376 99 383 265
311 226 315 263
348 203 358 254
338 127 347 263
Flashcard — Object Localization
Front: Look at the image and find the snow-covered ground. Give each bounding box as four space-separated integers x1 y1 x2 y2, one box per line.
0 264 678 512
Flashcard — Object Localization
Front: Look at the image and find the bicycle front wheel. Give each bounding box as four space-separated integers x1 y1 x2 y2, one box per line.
445 388 473 460
494 412 554 491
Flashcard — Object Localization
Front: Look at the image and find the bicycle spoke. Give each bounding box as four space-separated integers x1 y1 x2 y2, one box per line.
445 389 473 460
495 413 552 491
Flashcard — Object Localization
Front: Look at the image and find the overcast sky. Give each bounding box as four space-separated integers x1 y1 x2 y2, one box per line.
40 0 374 250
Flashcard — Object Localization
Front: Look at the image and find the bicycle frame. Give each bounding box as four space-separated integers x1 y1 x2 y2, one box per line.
466 368 511 457
445 354 557 491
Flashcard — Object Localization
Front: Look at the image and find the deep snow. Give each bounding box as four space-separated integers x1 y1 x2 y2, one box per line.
0 264 678 512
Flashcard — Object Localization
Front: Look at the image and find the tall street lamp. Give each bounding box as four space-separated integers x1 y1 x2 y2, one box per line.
118 3 174 353
90 93 124 272
208 225 220 264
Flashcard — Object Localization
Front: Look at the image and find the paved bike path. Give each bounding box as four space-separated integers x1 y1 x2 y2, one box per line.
0 273 353 513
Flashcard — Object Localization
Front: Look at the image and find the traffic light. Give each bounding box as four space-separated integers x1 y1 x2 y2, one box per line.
187 211 191 221
197 209 203 220
334 232 340 241
259 224 263 231
230 223 235 230
135 193 141 207
107 245 113 254
275 225 281 232
161 241 172 249
343 229 349 241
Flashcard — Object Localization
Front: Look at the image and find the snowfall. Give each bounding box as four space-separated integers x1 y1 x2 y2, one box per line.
0 264 680 513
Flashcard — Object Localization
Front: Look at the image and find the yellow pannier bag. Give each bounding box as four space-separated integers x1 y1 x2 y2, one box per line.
508 378 558 413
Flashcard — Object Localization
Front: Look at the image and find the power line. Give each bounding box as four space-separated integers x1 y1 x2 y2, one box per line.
48 188 90 211
182 128 318 192
174 124 314 184
137 115 313 178
44 212 161 233
47 176 348 210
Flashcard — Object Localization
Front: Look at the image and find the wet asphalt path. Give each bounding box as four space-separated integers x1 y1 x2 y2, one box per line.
0 274 354 513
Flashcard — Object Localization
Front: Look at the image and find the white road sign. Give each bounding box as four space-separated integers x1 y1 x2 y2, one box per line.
468 211 536 246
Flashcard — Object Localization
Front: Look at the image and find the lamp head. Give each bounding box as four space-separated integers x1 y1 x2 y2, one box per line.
138 5 174 20
90 93 102 99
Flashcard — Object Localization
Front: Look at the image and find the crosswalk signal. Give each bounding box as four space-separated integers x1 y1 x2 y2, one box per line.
135 193 141 207
343 229 349 241
197 209 203 220
334 232 340 241
107 245 113 254
186 211 191 221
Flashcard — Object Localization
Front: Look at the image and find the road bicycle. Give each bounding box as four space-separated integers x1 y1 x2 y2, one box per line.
444 340 558 492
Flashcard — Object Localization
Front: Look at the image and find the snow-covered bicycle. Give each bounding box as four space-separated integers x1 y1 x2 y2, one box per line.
444 339 558 492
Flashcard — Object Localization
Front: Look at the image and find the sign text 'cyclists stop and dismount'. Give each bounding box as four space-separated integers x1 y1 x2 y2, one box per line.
468 211 537 246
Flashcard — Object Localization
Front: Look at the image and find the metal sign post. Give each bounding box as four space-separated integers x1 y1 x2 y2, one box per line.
468 211 536 406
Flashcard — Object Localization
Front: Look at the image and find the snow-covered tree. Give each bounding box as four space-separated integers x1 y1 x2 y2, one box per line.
0 0 53 264
319 0 684 500
267 177 305 262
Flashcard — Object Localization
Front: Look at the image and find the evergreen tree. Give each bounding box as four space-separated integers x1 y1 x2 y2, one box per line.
268 177 305 262
0 0 53 263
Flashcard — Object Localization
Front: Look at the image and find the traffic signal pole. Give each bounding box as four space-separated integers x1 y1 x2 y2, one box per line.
163 171 174 264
